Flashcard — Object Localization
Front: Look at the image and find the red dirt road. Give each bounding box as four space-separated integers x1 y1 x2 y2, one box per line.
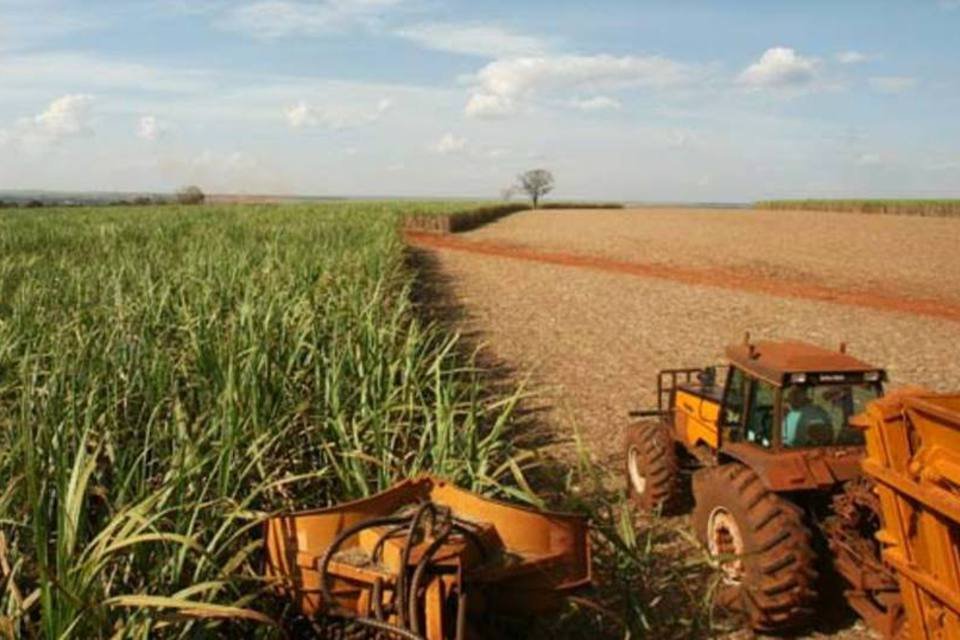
407 232 960 324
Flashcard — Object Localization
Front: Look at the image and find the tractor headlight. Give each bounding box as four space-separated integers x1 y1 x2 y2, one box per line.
864 371 881 382
789 373 807 384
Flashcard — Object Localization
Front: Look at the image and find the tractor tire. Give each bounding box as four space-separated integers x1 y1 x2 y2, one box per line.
692 463 818 632
624 420 680 514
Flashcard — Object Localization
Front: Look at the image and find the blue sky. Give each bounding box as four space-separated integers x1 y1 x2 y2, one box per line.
1 0 959 201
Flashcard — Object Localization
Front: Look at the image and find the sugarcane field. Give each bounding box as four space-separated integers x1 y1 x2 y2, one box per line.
2 2 960 640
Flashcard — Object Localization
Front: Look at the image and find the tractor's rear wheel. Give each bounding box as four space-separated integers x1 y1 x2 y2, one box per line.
692 463 818 631
624 421 679 513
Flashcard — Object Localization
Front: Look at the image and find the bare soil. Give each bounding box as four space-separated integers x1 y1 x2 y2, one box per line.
419 239 960 464
408 232 960 324
461 207 960 304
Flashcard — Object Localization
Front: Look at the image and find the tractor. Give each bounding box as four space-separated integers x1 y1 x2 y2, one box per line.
625 337 904 634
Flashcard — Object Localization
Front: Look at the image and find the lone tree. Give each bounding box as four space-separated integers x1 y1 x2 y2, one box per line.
175 185 205 205
517 169 554 208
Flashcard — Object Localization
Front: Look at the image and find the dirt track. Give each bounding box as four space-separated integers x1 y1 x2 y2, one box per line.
408 232 960 324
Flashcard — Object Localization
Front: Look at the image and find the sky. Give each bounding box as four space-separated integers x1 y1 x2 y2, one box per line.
1 0 959 201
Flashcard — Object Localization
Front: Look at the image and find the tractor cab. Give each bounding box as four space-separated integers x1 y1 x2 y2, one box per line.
642 339 886 492
720 340 885 451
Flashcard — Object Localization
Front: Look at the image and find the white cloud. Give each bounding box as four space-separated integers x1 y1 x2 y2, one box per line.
285 97 393 129
836 50 874 64
855 153 883 167
738 47 818 88
219 0 402 39
431 132 468 154
32 94 95 139
869 76 917 94
425 132 512 162
0 94 96 154
136 115 169 141
568 95 622 111
285 101 317 128
395 22 548 58
465 93 516 119
464 54 694 118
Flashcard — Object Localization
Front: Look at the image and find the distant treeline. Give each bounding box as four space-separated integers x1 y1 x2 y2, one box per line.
0 196 170 209
756 199 960 218
539 202 624 210
0 186 205 209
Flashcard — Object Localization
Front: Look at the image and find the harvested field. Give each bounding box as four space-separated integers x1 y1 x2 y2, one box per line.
425 244 960 463
460 207 960 304
408 232 960 323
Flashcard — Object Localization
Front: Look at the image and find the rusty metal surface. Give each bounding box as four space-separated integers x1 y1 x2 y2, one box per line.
725 340 883 386
720 442 863 491
823 479 905 638
857 390 960 640
264 475 590 640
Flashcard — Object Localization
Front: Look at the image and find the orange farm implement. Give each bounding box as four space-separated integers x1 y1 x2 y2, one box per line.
857 390 960 639
264 475 591 639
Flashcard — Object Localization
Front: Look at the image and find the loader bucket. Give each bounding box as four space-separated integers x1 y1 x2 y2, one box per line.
858 390 960 640
264 475 591 639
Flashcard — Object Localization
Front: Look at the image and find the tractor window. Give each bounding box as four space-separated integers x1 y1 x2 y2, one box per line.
722 367 747 426
745 379 776 448
782 383 879 448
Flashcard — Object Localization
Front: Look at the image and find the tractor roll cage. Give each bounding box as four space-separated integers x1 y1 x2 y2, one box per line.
656 366 727 414
640 363 883 452
628 367 722 419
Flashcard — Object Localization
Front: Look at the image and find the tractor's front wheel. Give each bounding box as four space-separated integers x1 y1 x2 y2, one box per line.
624 421 679 513
692 463 818 631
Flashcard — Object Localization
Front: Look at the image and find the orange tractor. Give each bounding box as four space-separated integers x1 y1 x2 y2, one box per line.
624 338 903 634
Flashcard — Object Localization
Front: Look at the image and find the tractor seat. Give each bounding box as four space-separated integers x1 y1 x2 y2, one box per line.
796 421 833 446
